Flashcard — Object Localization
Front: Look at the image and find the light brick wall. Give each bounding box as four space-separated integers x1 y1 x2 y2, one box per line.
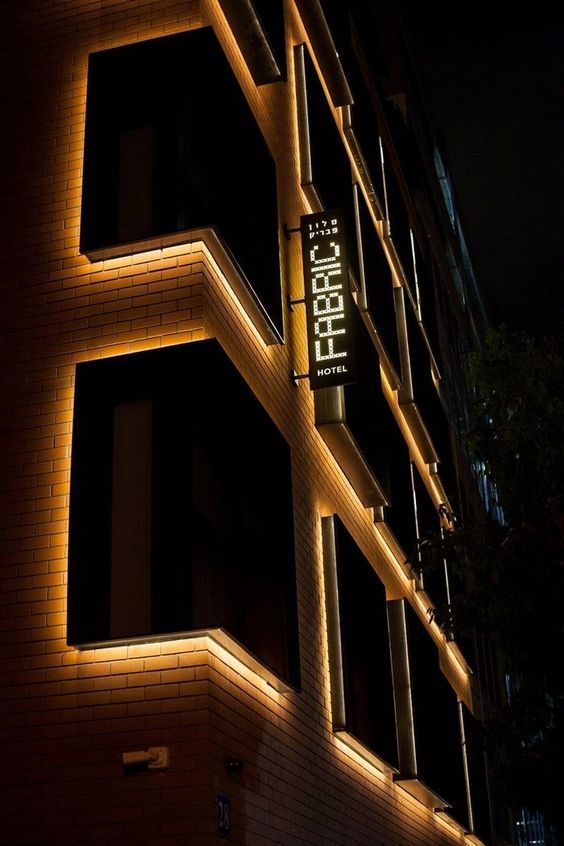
1 1 471 843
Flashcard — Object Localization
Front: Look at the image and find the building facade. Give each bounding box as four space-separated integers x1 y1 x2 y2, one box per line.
1 1 494 844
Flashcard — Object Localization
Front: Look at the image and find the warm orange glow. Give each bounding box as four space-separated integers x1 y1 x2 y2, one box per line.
312 513 338 729
73 633 287 704
5 4 487 846
373 519 417 596
197 239 277 349
203 634 287 703
333 733 389 783
380 367 457 517
334 731 458 830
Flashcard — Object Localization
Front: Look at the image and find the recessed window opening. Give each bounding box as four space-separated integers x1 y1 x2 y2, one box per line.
68 340 299 685
343 312 393 492
80 28 283 333
301 48 359 283
323 515 398 769
355 190 401 373
404 601 467 823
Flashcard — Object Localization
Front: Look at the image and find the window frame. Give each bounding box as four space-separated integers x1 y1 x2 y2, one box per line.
322 514 399 774
80 27 284 339
67 339 300 691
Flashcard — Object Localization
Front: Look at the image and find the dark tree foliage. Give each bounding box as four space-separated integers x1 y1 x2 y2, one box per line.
420 327 564 837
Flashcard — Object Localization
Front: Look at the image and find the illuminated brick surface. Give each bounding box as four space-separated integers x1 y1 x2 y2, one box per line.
1 2 479 844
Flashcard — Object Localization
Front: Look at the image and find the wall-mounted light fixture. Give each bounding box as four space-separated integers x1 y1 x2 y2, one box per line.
225 756 244 776
122 746 169 771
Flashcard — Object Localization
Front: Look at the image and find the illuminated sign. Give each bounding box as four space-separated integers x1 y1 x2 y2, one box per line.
301 209 357 390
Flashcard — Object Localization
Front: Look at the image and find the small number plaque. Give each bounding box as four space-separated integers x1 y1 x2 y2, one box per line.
217 793 231 836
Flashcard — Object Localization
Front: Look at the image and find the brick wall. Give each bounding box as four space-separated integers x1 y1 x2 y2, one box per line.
1 1 472 843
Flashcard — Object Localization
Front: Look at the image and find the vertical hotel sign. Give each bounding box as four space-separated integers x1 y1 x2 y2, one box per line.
301 209 356 390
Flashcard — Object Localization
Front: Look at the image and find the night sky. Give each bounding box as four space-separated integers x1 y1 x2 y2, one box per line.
402 1 564 339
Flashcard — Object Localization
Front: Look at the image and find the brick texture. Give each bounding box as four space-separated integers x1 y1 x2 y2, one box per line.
1 1 472 844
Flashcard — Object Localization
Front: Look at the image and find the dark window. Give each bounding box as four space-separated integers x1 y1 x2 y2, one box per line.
412 237 441 358
303 50 359 281
404 602 467 823
346 16 388 208
68 340 299 685
333 517 398 767
461 703 492 842
318 0 423 295
251 0 286 78
217 0 286 84
316 0 351 63
380 92 425 203
404 303 457 502
410 466 447 608
374 388 417 554
356 193 400 373
383 151 414 285
80 28 283 333
344 311 395 493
